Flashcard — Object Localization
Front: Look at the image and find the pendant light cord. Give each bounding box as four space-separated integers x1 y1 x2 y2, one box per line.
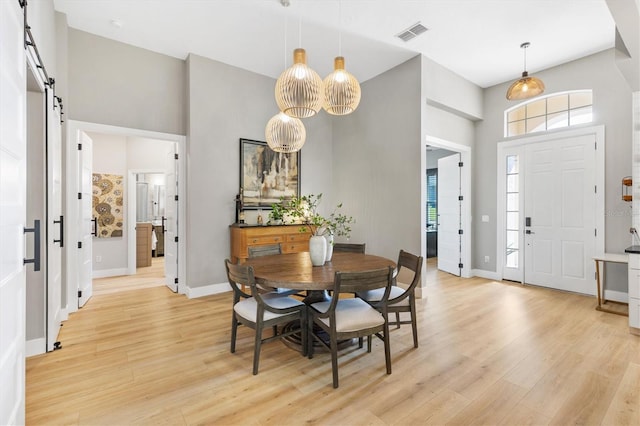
338 0 342 56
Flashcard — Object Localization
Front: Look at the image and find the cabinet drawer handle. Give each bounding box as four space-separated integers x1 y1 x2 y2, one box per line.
252 239 257 243
275 237 279 241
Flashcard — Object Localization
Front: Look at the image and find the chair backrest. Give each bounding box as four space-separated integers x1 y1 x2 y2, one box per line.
225 259 255 300
333 243 366 254
330 267 394 312
248 243 282 258
394 249 423 297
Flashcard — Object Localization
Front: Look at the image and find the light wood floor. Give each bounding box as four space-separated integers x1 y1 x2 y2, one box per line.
93 257 166 296
26 259 640 425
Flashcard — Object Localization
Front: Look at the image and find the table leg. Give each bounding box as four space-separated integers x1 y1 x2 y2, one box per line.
595 259 602 309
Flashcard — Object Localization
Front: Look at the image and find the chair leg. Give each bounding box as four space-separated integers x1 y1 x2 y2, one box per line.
330 331 339 388
230 313 238 353
272 325 278 337
383 321 392 374
367 335 372 352
358 337 363 348
252 325 263 375
410 305 419 348
395 311 401 329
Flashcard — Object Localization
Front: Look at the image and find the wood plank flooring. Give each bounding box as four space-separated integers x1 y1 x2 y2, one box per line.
26 259 640 425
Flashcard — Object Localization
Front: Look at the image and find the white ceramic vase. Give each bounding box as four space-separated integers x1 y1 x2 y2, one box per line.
325 233 334 262
309 235 327 266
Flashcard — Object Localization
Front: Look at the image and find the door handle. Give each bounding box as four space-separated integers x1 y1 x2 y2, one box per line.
24 220 41 271
91 217 98 236
162 216 167 233
525 230 535 234
54 215 64 247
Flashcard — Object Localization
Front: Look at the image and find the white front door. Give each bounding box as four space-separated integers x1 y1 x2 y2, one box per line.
437 153 462 276
46 89 63 350
78 131 93 307
164 144 178 292
523 134 597 293
0 0 27 423
498 128 602 293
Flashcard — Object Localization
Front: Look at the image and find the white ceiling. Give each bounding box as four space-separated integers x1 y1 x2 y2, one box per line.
53 0 616 88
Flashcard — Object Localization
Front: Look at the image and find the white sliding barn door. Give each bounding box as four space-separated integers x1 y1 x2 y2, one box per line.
437 153 462 276
46 89 63 350
0 0 27 423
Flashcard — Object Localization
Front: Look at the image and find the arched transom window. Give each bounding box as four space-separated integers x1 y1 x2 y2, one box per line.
505 90 593 137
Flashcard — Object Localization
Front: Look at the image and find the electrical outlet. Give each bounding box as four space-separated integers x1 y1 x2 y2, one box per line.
96 255 102 263
484 255 490 263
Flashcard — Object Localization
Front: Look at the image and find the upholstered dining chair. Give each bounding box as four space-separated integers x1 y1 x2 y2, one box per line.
225 259 307 375
357 250 423 348
332 243 366 254
307 267 394 388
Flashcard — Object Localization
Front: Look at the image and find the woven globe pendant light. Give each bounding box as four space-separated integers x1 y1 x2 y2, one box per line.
323 56 361 115
506 42 545 100
265 112 306 153
275 48 324 118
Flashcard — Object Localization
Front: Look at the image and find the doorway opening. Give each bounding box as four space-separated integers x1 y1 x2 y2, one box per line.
65 121 186 316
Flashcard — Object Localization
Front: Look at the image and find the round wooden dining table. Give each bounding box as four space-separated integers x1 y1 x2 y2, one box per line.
244 251 396 302
243 251 397 352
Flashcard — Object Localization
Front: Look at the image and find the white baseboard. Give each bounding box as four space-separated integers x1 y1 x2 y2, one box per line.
187 282 231 299
604 289 628 304
471 268 501 281
26 338 46 357
92 268 128 279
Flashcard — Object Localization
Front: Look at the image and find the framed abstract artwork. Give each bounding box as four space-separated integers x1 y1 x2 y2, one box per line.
239 138 300 209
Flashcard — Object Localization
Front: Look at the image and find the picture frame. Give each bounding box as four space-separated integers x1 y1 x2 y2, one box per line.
239 138 301 209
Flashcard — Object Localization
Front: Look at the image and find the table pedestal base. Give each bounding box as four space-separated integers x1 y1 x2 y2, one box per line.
280 322 354 353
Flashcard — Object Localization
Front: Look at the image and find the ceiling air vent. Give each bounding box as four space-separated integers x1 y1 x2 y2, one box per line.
396 22 428 42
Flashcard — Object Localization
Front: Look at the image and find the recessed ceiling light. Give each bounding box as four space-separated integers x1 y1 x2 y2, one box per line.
110 19 124 28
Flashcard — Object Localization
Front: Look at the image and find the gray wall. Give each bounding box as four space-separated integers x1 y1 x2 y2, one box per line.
68 29 186 135
474 49 633 289
332 56 423 261
186 54 334 287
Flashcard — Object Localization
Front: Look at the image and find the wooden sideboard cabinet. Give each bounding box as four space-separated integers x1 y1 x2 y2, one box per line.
136 222 153 267
230 224 310 263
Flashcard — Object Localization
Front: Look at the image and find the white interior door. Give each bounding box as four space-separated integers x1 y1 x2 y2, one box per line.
46 89 63 350
0 0 27 423
523 134 597 293
437 153 461 276
164 144 178 292
78 131 93 307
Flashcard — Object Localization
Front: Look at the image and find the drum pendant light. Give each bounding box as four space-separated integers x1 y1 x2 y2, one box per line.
506 42 545 101
275 48 324 118
323 0 361 115
265 112 306 153
324 56 361 115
